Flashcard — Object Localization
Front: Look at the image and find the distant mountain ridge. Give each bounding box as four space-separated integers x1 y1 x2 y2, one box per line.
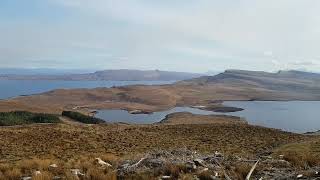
0 69 204 81
179 69 320 96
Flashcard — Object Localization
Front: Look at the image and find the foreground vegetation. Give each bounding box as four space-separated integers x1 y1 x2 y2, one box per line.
0 113 317 179
62 111 105 124
0 111 60 126
0 112 319 179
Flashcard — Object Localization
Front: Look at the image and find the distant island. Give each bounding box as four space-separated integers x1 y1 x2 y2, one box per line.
0 69 204 81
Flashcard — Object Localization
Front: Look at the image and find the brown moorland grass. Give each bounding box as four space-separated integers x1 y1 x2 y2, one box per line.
273 139 320 168
0 115 310 163
1 78 319 115
0 113 317 179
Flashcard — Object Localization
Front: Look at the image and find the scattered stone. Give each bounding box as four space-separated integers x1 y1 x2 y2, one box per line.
186 161 197 170
95 158 112 167
297 174 303 179
161 175 171 179
194 158 206 167
199 167 209 173
49 164 58 168
260 155 272 160
53 176 62 180
193 175 200 180
21 177 32 180
279 155 284 159
214 151 224 159
34 171 41 176
210 175 219 180
144 158 164 168
71 169 85 176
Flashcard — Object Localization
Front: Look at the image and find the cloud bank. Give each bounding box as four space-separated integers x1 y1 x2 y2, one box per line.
0 0 320 72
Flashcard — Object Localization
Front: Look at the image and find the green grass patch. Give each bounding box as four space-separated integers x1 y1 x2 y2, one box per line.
62 111 105 124
0 111 61 126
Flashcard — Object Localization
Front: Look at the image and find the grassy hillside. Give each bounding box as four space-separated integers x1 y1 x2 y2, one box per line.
0 111 60 126
0 113 314 179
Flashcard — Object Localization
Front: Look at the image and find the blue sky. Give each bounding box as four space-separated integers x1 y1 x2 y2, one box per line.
1 0 320 73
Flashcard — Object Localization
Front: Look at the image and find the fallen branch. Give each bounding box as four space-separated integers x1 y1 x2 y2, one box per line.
246 159 260 180
131 157 147 168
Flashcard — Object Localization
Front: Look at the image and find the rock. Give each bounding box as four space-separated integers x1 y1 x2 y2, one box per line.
199 167 209 173
21 177 32 180
34 171 41 176
214 151 223 158
129 110 151 114
95 158 112 167
161 176 171 179
297 174 303 179
186 161 197 170
119 163 130 170
49 164 58 168
53 176 62 180
210 175 219 180
260 155 272 160
194 159 206 167
279 155 284 159
144 158 164 168
71 169 85 176
193 175 200 180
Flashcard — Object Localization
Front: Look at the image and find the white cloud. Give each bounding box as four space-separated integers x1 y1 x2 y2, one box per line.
291 60 320 66
1 0 320 72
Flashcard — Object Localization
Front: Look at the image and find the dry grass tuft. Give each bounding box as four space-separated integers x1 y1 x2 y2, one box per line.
19 158 55 173
274 140 320 168
32 171 53 180
86 168 117 180
3 168 22 180
197 171 214 180
162 163 188 179
233 163 252 180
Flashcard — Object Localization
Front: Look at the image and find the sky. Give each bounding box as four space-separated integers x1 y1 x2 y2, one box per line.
1 0 320 73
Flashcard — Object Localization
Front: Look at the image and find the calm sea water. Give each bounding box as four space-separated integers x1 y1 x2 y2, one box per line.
97 101 320 133
0 80 175 99
1 80 319 133
223 101 320 133
96 107 215 124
